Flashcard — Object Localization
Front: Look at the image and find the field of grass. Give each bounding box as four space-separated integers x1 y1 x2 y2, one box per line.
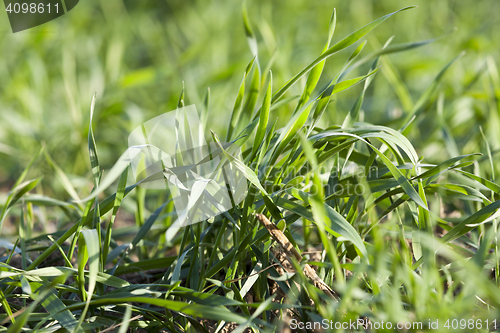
1 0 500 332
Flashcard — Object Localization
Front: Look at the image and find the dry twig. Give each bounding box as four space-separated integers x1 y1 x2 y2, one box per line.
255 213 339 300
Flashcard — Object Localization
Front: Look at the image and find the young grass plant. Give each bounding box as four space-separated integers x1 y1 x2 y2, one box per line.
2 5 500 333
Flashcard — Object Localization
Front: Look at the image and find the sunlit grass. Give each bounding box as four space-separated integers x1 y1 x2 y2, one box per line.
1 1 500 332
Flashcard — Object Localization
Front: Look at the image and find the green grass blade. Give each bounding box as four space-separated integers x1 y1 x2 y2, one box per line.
212 130 268 195
251 71 272 160
43 148 83 207
440 199 500 244
30 281 78 331
117 305 133 333
103 168 128 265
294 9 336 112
75 229 100 331
227 58 255 141
271 6 416 104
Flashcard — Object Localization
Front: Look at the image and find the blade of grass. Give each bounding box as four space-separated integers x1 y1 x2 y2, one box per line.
271 6 416 104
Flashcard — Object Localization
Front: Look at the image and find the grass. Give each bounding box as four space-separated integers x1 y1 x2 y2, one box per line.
1 0 500 332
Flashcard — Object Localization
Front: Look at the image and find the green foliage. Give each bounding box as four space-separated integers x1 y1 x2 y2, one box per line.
1 0 500 332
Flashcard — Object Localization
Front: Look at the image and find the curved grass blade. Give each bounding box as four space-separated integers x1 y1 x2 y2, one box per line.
242 0 258 58
212 130 267 195
251 71 272 160
270 69 378 167
346 36 443 76
88 92 101 189
103 168 128 265
342 37 391 128
271 6 416 104
440 199 500 245
294 9 336 112
43 148 83 208
30 281 78 332
0 178 41 231
67 297 249 325
227 57 255 141
117 305 133 333
75 229 100 332
311 131 426 209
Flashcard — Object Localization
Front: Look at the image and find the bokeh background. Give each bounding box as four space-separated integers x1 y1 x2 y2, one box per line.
1 0 499 199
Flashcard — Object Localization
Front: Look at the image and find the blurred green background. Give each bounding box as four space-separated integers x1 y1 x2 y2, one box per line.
1 0 499 199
